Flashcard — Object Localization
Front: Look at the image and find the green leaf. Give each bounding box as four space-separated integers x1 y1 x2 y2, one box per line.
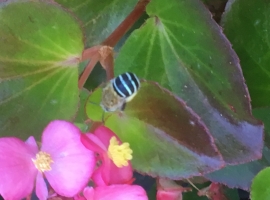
221 0 270 108
74 88 91 132
86 87 104 122
183 188 209 200
251 167 270 200
87 82 224 178
54 0 138 47
182 182 210 200
201 0 227 23
253 107 270 149
115 0 263 164
205 107 270 190
147 183 157 200
0 0 83 138
223 187 239 200
205 148 270 190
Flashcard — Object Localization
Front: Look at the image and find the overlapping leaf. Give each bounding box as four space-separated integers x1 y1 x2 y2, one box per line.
221 0 270 108
205 107 270 190
87 82 224 178
114 0 263 164
205 146 270 190
54 0 138 47
205 0 270 190
0 0 83 138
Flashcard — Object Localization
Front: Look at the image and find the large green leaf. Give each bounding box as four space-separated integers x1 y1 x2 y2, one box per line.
0 0 83 138
205 107 270 190
250 167 270 200
206 0 270 189
221 0 270 108
87 82 224 178
114 0 263 164
54 0 138 47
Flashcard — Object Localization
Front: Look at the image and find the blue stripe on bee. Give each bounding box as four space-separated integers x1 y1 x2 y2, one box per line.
126 72 139 93
112 72 140 98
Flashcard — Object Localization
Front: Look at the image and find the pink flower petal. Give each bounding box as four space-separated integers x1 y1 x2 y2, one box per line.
93 154 133 186
94 126 121 147
92 166 106 186
25 136 39 153
36 172 48 200
87 126 133 186
107 160 133 185
157 178 187 200
157 190 183 200
83 187 95 199
0 137 37 199
41 120 95 197
81 133 106 153
74 193 87 200
89 185 148 200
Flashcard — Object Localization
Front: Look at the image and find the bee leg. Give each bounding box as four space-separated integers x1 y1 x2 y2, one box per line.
120 102 127 111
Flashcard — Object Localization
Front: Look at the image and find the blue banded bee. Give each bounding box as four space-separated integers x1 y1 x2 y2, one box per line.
100 72 140 112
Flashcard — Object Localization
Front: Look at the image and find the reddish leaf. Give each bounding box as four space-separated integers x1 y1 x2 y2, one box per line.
115 0 264 164
87 82 224 178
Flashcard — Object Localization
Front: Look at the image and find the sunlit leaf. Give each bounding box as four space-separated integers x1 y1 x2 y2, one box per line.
54 0 138 47
115 0 263 164
0 0 83 138
221 0 270 108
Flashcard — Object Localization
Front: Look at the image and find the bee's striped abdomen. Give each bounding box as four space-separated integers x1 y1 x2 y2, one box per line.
112 72 140 98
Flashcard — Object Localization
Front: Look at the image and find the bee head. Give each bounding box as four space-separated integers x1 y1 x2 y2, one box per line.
100 83 126 112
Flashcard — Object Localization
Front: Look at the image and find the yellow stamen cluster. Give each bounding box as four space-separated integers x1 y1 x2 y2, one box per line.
32 151 54 172
108 136 133 168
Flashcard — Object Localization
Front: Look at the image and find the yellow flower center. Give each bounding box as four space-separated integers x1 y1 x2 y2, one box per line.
32 151 54 172
108 136 133 168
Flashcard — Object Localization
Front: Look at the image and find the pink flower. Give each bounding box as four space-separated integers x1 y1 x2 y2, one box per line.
0 120 95 200
81 126 133 186
76 185 148 200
